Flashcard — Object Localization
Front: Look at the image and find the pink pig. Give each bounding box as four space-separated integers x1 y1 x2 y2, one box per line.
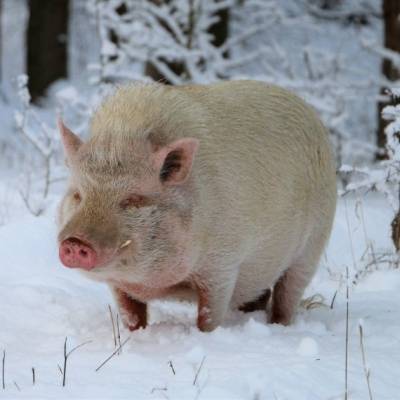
58 81 336 332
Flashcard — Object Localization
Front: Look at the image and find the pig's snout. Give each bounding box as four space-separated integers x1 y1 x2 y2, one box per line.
59 237 98 270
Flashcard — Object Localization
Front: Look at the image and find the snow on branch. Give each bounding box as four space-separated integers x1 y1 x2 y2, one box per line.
362 39 400 71
306 1 381 22
342 88 400 214
76 0 383 167
14 75 61 216
86 0 279 85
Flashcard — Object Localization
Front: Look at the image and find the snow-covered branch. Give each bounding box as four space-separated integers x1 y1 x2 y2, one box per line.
14 75 60 216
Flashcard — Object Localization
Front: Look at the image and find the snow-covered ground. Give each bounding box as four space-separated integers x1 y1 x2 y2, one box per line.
1 190 400 400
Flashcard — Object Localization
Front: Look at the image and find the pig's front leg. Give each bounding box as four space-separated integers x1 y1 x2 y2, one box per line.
194 273 238 332
110 286 147 331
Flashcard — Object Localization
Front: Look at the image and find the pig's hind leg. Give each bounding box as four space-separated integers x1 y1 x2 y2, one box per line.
270 242 323 325
269 263 311 325
111 287 147 331
270 221 331 325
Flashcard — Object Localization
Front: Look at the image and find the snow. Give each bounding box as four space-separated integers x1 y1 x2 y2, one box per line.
0 1 398 398
296 337 319 357
1 193 400 399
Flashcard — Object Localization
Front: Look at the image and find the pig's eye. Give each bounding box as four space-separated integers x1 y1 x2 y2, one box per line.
72 191 81 202
120 194 149 209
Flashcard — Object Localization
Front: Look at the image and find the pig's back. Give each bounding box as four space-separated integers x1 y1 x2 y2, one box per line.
182 81 336 279
185 80 335 221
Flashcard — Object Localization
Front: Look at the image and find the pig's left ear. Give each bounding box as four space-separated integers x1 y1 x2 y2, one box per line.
58 118 83 161
153 138 199 185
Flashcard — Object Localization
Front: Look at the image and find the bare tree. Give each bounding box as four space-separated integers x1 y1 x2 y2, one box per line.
377 0 400 157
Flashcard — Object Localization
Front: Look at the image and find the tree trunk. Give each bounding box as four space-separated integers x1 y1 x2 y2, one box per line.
27 0 69 102
377 0 400 157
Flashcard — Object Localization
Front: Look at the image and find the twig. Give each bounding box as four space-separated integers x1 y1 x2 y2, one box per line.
168 360 176 375
151 386 169 399
343 198 355 400
194 373 209 400
307 3 381 22
15 79 55 217
359 324 373 400
32 367 35 385
193 356 206 386
303 48 316 81
19 178 44 217
66 340 93 357
62 338 67 387
2 350 5 390
62 337 92 387
116 313 122 354
95 337 130 372
108 305 117 348
13 381 20 391
57 364 63 376
344 198 358 272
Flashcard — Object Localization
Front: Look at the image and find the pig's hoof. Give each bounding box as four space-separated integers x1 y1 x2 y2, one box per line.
269 313 292 326
128 323 144 331
197 306 218 332
197 317 218 332
123 314 146 331
198 324 215 332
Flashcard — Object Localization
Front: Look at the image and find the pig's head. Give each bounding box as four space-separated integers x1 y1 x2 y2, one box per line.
57 103 200 287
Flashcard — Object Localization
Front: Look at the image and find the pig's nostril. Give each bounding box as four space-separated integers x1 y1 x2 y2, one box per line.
65 248 71 255
79 249 88 258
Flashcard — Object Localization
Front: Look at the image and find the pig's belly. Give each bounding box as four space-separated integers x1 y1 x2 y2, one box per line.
115 280 197 303
231 258 288 308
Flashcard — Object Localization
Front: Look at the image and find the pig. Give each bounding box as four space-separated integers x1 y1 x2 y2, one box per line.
57 80 337 332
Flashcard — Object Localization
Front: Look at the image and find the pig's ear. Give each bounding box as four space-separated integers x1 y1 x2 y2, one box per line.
153 138 199 185
58 118 82 160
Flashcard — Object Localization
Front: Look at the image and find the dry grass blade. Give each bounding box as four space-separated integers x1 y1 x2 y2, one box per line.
345 266 349 400
330 290 338 309
66 340 92 358
301 293 327 310
359 324 373 400
193 356 206 386
32 367 35 385
95 337 130 372
62 338 67 387
108 305 117 348
62 337 92 387
344 198 357 400
116 313 122 354
151 386 169 400
168 360 176 375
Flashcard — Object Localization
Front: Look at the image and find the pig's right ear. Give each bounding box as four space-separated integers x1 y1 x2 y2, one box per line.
58 118 82 163
152 138 199 185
